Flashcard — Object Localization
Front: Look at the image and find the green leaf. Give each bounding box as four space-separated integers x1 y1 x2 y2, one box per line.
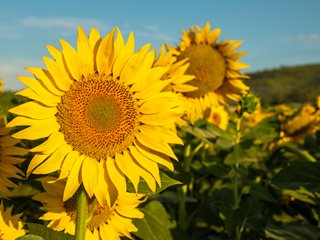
127 171 182 195
265 221 320 240
250 183 276 202
272 161 320 192
19 223 75 240
133 201 173 240
17 235 45 240
224 144 258 165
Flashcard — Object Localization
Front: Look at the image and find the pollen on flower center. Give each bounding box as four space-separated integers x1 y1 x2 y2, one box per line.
56 74 139 159
178 44 227 98
64 196 113 229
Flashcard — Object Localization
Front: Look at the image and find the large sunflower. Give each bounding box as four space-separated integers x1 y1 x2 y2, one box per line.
0 201 26 239
0 117 26 196
34 177 145 240
8 26 184 206
166 22 250 121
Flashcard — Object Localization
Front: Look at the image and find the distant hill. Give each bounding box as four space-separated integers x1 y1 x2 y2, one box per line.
246 63 320 105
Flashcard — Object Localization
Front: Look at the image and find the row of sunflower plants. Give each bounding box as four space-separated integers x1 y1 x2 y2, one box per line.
0 22 319 240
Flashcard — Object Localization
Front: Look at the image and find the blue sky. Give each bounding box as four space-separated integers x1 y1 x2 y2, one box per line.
1 0 320 90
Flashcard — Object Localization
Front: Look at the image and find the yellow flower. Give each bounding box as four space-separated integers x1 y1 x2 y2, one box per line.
282 104 319 144
0 117 26 196
8 26 185 206
166 22 250 122
0 79 4 93
0 201 26 239
34 177 145 240
208 105 229 130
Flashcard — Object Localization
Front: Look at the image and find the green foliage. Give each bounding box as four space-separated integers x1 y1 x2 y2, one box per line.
17 223 74 240
248 63 320 105
133 201 173 240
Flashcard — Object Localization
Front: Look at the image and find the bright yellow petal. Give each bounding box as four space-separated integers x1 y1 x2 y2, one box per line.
106 156 126 193
63 155 85 201
33 144 71 174
31 132 64 154
77 25 93 76
10 101 56 120
60 39 82 81
81 156 99 198
96 28 116 75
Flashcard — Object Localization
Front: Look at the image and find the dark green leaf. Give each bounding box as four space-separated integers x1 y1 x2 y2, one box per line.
265 221 320 240
127 172 182 195
16 235 45 240
20 223 74 240
250 183 276 202
272 161 320 192
133 201 173 240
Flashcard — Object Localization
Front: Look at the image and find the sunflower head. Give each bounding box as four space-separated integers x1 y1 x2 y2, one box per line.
8 26 185 207
281 104 319 144
166 22 250 123
0 201 26 239
207 105 229 130
34 177 145 239
0 116 26 196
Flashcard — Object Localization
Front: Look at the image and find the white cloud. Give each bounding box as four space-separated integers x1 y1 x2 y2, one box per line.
135 25 175 44
283 33 320 47
20 16 109 32
0 58 42 91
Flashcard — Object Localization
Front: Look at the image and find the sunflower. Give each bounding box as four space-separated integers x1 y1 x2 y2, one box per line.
34 177 145 240
207 105 229 130
281 104 319 144
166 22 250 122
8 26 185 207
0 116 26 196
0 201 26 239
0 79 3 93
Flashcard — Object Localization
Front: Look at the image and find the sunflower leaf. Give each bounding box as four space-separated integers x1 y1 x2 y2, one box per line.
127 171 182 195
133 200 173 240
18 223 75 240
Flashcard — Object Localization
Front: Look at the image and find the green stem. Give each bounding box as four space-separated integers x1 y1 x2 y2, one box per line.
234 116 242 240
75 185 88 240
178 142 203 230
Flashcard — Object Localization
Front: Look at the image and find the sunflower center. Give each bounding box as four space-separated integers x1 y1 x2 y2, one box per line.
210 113 221 126
64 197 114 230
56 75 139 159
178 44 226 98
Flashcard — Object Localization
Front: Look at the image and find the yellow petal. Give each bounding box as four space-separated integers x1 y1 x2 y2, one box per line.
60 39 82 81
59 151 79 180
26 67 63 96
81 156 99 198
94 160 112 207
63 155 85 201
17 76 61 105
134 140 174 171
114 27 125 60
27 153 50 176
114 153 139 192
227 60 250 70
139 94 183 114
129 146 160 186
31 131 64 154
33 144 71 174
10 101 57 119
113 32 134 79
135 132 177 160
133 79 171 100
139 110 181 125
106 156 126 193
96 28 116 75
43 56 72 91
138 125 183 145
77 25 93 76
11 118 60 140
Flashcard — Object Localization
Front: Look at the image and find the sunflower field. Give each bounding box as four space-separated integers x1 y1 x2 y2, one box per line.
0 22 320 240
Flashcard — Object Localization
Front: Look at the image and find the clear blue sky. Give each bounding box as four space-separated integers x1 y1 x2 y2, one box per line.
1 0 319 90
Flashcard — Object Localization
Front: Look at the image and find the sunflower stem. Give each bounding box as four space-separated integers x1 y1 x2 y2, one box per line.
75 185 88 240
86 197 97 224
233 115 242 240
